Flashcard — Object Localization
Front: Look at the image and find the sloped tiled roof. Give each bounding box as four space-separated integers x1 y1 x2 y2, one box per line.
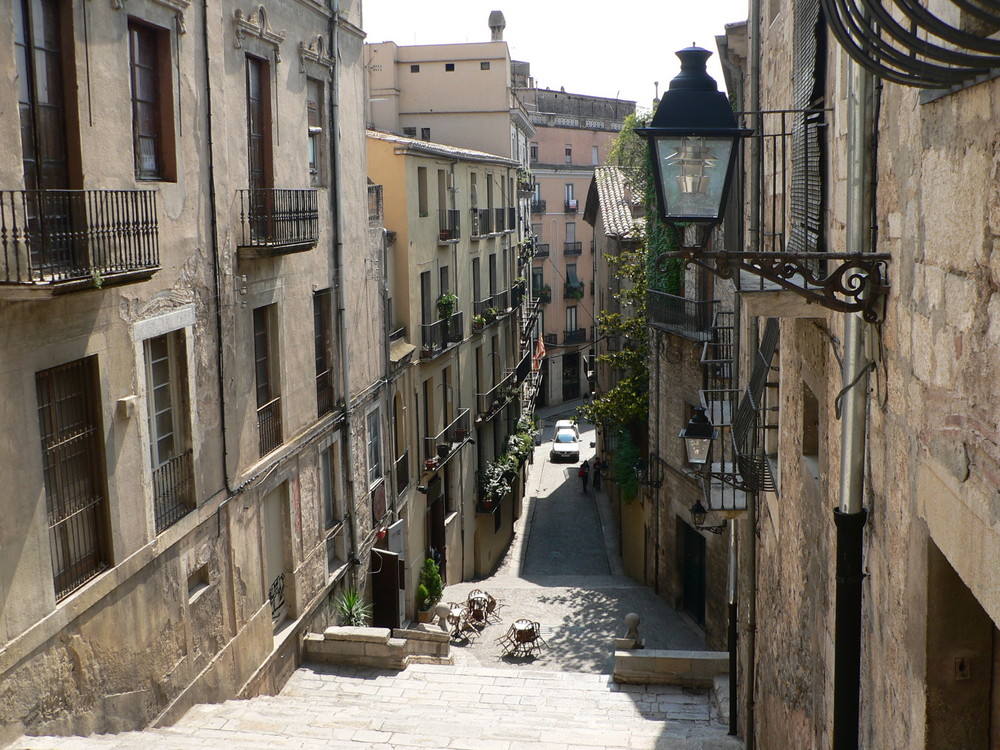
367 130 518 168
593 166 643 241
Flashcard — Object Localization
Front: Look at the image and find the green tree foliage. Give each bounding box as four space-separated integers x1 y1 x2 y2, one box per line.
611 430 641 502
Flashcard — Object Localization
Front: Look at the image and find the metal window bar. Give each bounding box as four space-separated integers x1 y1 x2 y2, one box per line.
564 328 587 344
531 199 546 214
741 109 830 287
36 358 110 600
647 290 718 341
730 318 780 493
494 288 510 312
257 396 283 456
563 242 583 255
534 243 550 258
316 368 335 416
153 448 195 533
239 188 319 249
474 294 496 319
506 207 517 232
478 208 492 234
0 189 159 285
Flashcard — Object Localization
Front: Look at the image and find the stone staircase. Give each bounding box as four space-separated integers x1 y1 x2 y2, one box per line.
12 663 742 749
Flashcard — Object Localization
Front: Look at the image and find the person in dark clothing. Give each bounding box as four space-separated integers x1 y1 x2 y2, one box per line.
592 457 603 489
579 459 590 491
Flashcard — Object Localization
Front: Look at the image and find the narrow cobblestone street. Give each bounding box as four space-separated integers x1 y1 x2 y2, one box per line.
12 403 741 750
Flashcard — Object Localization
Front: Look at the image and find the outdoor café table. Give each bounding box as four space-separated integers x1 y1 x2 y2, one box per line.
467 593 488 624
445 603 468 639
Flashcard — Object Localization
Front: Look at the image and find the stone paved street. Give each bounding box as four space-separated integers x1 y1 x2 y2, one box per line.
11 401 741 749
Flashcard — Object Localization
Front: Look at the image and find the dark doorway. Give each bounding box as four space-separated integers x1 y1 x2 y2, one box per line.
371 548 402 628
562 352 580 401
427 491 447 584
682 521 706 626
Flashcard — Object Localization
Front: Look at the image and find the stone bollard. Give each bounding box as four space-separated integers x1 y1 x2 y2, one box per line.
433 603 451 632
613 612 644 650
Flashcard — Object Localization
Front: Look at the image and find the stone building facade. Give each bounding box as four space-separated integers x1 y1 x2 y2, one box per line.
520 90 635 406
367 131 538 602
0 0 386 740
684 0 1000 747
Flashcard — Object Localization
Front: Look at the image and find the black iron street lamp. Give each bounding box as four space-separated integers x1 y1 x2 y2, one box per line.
679 406 718 467
636 47 751 228
689 499 726 534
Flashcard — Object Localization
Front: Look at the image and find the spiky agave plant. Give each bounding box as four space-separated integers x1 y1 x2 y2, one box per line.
334 588 373 626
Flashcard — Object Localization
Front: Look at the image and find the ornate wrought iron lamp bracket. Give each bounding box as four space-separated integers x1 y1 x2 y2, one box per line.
655 231 891 324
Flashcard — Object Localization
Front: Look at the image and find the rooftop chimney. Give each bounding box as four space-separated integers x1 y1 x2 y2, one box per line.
488 10 505 41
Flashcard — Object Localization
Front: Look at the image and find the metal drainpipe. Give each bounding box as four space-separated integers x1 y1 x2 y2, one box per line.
833 57 875 750
744 0 762 744
328 0 361 584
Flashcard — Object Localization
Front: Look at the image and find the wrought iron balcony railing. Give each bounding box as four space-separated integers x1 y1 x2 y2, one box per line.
438 209 461 242
564 281 585 300
646 289 718 342
563 241 583 255
531 199 547 214
425 408 471 461
152 448 195 533
506 207 517 232
543 333 557 346
257 396 283 457
0 189 159 290
494 288 510 313
534 243 550 258
238 188 318 257
470 208 490 237
564 328 587 344
564 199 578 213
493 207 508 233
477 369 517 419
420 312 464 356
536 286 552 303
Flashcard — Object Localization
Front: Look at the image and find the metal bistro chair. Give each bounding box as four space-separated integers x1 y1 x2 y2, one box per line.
496 619 545 658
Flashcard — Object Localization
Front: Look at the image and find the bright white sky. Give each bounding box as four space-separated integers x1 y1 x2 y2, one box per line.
361 0 750 110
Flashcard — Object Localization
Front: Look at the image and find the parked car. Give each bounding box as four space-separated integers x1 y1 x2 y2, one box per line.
549 420 581 462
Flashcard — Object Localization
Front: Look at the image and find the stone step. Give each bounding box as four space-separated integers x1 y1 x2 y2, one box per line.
11 664 742 749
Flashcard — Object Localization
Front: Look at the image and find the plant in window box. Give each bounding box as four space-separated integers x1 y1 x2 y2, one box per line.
472 314 486 331
482 459 512 507
436 291 458 320
484 307 499 323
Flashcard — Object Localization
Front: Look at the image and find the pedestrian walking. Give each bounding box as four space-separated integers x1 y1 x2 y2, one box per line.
578 459 590 492
592 457 602 489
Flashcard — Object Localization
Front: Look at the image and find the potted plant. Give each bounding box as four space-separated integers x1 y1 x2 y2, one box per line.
436 291 458 320
484 307 499 324
424 457 439 471
416 557 443 622
437 443 451 459
333 588 373 626
472 314 486 332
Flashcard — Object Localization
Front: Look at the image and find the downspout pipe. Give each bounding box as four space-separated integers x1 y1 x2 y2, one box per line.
328 0 360 582
833 57 875 750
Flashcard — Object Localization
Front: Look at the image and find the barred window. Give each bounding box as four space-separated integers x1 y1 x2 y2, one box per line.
36 357 110 599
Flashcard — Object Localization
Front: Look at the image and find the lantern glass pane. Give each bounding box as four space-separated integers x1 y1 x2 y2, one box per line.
685 437 711 465
655 136 733 220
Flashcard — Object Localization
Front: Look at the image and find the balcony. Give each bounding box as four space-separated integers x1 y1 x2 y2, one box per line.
257 396 283 457
530 199 547 214
647 289 717 342
395 450 409 496
470 208 491 238
474 295 500 325
477 369 517 420
0 189 159 296
494 288 510 313
564 199 578 213
543 332 557 346
533 243 549 258
564 281 585 300
564 328 587 345
506 207 517 232
563 241 583 255
438 209 461 243
536 285 552 304
238 188 318 258
424 408 471 464
152 449 195 533
493 207 508 233
419 312 464 358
